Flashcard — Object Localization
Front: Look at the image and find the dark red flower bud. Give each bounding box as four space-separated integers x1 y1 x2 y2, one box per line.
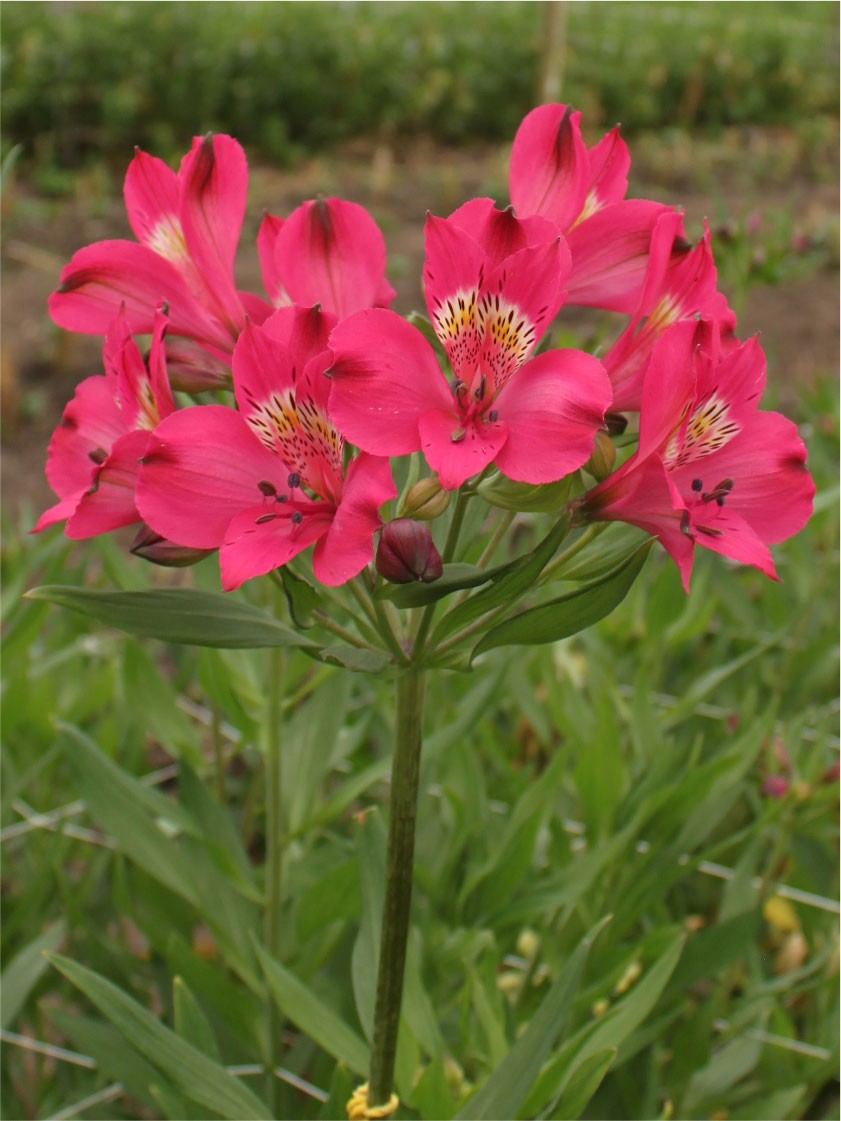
130 524 213 568
376 519 443 584
761 774 789 800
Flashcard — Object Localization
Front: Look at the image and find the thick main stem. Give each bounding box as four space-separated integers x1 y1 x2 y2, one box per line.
368 666 426 1106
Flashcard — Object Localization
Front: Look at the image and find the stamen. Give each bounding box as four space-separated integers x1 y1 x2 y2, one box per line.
450 427 466 444
257 479 277 497
291 511 303 525
473 375 486 401
88 448 108 465
691 478 703 492
287 472 300 489
255 513 277 525
488 409 499 423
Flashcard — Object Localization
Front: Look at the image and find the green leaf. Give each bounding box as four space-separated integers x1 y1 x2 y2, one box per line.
477 472 574 513
472 539 652 655
255 943 369 1075
456 915 611 1120
48 954 273 1120
431 516 571 648
318 645 391 673
1 920 66 1029
377 563 494 608
173 975 222 1062
550 1047 616 1120
26 586 319 650
280 565 322 628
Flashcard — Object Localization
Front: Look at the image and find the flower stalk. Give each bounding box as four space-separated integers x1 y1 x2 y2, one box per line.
263 643 287 1114
367 665 426 1107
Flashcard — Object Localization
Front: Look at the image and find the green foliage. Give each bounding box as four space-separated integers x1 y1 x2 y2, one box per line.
2 1 837 183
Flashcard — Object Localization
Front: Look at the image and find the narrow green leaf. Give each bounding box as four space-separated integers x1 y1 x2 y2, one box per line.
472 539 652 655
456 915 611 1120
377 563 494 608
432 515 571 647
550 1047 616 1120
26 586 319 650
1 920 66 1029
173 976 222 1062
48 954 273 1120
280 565 321 628
255 943 369 1075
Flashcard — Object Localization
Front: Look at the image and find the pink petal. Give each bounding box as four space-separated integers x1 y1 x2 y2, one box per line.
313 453 397 586
257 212 286 304
328 309 452 455
447 198 559 267
220 502 332 592
43 376 127 502
66 429 151 539
32 493 84 534
565 199 667 313
423 214 486 379
492 349 611 484
636 321 699 459
509 104 590 233
688 506 778 581
585 126 630 209
418 408 508 491
272 198 392 319
136 405 281 549
49 240 232 351
178 134 248 337
123 149 182 256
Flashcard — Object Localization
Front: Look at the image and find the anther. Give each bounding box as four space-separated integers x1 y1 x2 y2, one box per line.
88 447 108 465
257 479 277 497
287 472 300 488
680 510 692 536
473 375 486 400
255 513 277 524
450 427 466 443
691 478 703 492
488 409 499 422
291 511 303 525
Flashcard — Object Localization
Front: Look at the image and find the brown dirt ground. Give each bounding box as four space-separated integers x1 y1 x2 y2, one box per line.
2 129 838 525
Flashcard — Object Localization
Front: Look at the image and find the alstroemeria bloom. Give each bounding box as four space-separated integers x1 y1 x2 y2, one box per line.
257 198 396 318
135 307 396 590
327 204 612 491
509 103 668 313
602 209 737 412
34 307 175 538
577 321 814 590
49 135 272 381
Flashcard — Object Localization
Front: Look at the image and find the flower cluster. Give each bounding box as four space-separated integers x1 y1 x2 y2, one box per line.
38 107 814 594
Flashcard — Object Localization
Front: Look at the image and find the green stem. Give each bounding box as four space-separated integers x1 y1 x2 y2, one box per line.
311 609 386 654
368 666 426 1107
538 523 603 584
442 490 469 564
263 644 286 1113
210 701 227 804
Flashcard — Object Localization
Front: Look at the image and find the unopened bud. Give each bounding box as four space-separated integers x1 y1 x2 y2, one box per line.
376 519 443 584
583 430 616 480
130 524 213 568
761 774 789 799
516 929 540 959
399 476 451 520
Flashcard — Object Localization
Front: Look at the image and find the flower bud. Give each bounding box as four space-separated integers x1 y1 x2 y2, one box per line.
761 774 789 799
583 429 616 480
130 524 214 568
376 519 443 584
399 476 451 521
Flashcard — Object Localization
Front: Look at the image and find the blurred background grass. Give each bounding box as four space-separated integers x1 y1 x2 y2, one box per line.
2 1 838 193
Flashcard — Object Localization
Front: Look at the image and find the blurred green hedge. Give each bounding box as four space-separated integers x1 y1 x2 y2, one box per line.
3 1 838 174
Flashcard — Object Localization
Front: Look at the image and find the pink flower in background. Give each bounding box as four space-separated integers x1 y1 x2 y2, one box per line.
508 103 669 313
328 204 612 490
49 136 271 373
136 307 396 590
34 307 176 538
257 198 396 319
602 210 737 411
577 321 814 590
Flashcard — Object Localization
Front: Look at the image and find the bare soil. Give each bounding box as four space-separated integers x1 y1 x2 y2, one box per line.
2 130 838 524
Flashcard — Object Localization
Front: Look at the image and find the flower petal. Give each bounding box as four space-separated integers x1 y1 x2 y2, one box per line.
418 408 508 491
585 126 630 210
123 148 182 255
328 309 451 456
492 349 611 484
220 503 331 592
509 103 590 232
66 429 151 539
42 375 127 503
136 405 281 549
447 198 559 267
313 453 397 586
423 214 486 378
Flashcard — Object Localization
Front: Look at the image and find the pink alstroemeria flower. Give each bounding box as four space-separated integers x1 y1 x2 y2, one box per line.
509 103 668 314
577 321 814 590
327 203 612 491
603 209 737 412
135 307 396 590
49 135 272 380
257 198 396 318
34 307 176 538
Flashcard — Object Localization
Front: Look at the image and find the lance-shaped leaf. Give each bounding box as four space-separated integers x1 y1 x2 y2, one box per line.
377 562 495 608
47 954 273 1120
25 586 320 650
472 538 652 656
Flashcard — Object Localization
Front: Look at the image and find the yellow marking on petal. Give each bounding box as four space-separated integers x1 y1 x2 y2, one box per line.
664 392 741 469
146 215 189 264
477 293 536 392
246 391 344 489
570 187 604 230
647 293 682 332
